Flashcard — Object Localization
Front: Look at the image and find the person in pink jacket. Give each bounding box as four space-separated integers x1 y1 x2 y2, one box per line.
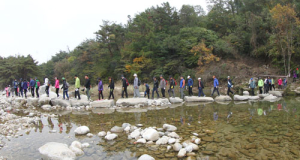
278 78 283 90
55 77 60 97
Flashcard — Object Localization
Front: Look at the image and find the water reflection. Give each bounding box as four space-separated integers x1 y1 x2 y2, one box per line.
1 98 300 159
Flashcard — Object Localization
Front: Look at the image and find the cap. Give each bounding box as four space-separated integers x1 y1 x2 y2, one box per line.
187 76 190 78
228 76 230 78
133 73 137 77
251 78 253 80
198 78 201 80
62 77 65 80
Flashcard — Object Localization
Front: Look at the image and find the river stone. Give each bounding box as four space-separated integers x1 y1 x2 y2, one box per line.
122 123 131 128
111 126 124 133
41 105 52 111
156 136 170 145
263 95 278 101
258 94 270 98
163 124 177 131
185 145 193 153
90 100 114 108
38 97 51 106
142 128 160 141
38 142 76 160
138 154 155 160
69 99 89 107
184 96 214 102
116 98 148 107
195 138 201 144
98 131 106 137
269 91 283 97
69 141 83 156
168 138 176 144
173 143 182 151
215 95 232 101
136 138 146 144
245 96 260 100
15 97 27 105
51 98 71 107
178 148 187 158
243 91 249 95
233 95 248 101
130 129 141 139
74 126 90 135
105 133 118 140
27 98 39 106
169 97 183 103
168 132 179 138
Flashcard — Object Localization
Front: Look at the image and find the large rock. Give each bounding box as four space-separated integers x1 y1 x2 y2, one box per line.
38 97 51 106
214 95 232 101
41 105 53 111
74 126 90 135
263 95 280 101
51 98 71 107
169 97 183 103
105 133 118 140
70 99 90 107
138 154 155 160
130 129 141 139
233 95 248 101
90 100 114 108
116 98 148 107
243 91 249 95
246 96 260 100
184 96 214 102
163 124 177 131
27 98 39 106
91 108 115 114
15 97 27 105
258 94 270 98
178 148 187 158
147 98 170 106
173 143 182 151
141 128 160 141
69 141 83 156
156 136 170 145
38 142 76 160
111 126 124 133
269 91 283 97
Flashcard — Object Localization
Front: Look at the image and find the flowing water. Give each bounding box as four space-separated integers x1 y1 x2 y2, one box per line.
1 97 300 159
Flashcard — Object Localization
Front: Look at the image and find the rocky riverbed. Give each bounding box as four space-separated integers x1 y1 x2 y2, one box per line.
0 91 299 159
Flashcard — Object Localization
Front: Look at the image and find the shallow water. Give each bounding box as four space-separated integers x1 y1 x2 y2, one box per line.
1 97 300 159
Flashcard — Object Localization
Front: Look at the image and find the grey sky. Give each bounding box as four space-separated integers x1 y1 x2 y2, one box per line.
0 0 207 64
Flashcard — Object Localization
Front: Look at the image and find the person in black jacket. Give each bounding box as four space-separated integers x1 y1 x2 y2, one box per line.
85 75 91 100
168 76 175 98
198 78 205 97
152 77 159 99
121 76 128 98
108 77 115 99
61 77 69 100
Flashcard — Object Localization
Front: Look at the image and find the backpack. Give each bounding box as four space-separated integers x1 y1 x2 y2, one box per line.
126 79 129 86
174 80 177 86
138 79 141 86
66 82 69 88
48 81 51 87
37 82 40 87
165 80 168 86
21 82 24 88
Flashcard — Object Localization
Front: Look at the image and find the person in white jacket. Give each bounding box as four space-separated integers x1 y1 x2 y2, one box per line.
44 77 50 97
133 73 140 98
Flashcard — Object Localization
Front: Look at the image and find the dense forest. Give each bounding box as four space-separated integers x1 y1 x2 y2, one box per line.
1 0 300 87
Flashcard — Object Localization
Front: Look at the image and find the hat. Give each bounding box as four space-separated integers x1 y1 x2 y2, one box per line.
133 73 137 77
62 77 65 80
198 78 201 80
251 78 253 80
228 76 230 78
187 76 190 78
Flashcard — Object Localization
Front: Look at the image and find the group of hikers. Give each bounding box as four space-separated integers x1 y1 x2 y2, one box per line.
3 72 293 101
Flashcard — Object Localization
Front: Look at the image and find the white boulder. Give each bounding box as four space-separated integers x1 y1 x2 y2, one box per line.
38 142 76 160
163 124 177 131
105 133 118 140
90 100 114 108
141 128 160 141
169 97 183 103
138 154 155 160
184 96 214 102
98 131 106 137
215 95 232 101
178 148 187 158
74 126 90 135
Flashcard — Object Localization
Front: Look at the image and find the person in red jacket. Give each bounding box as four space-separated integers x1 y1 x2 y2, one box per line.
55 77 60 97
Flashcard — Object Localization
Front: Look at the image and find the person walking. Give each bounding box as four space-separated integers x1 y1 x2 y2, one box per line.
133 73 140 98
187 76 193 96
227 76 234 95
179 76 185 99
268 77 272 91
152 77 159 99
55 77 60 97
30 78 36 97
144 83 150 99
5 86 9 97
19 78 23 97
278 78 283 90
108 77 114 100
13 79 18 97
8 85 11 97
84 75 91 101
44 77 50 97
159 75 166 98
197 78 205 97
98 78 104 100
61 77 69 100
271 78 275 90
121 76 128 98
35 78 40 98
211 76 220 97
168 76 175 98
258 77 264 94
264 77 269 94
249 78 256 96
293 71 297 82
74 75 81 100
23 79 28 98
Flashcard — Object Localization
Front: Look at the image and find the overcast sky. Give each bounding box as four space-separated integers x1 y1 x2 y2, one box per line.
0 0 207 64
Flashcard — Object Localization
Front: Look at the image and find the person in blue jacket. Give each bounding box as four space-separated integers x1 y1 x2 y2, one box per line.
211 75 220 97
29 78 36 97
144 83 150 99
23 79 28 98
187 76 193 96
227 76 234 95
